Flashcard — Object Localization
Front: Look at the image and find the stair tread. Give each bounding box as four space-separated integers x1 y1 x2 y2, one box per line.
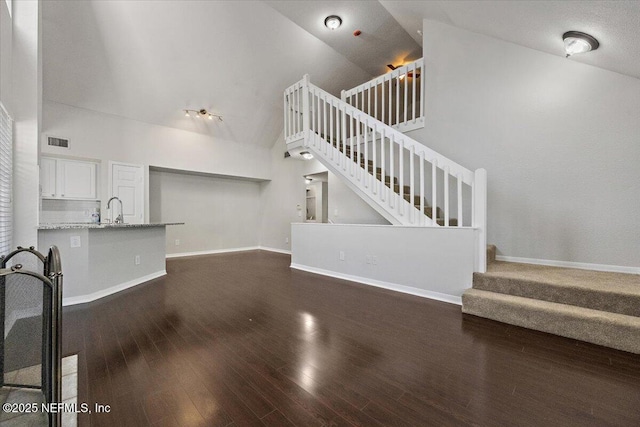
462 288 640 354
473 261 640 316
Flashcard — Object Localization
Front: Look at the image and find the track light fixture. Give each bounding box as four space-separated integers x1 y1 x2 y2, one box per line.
563 31 599 58
184 108 223 121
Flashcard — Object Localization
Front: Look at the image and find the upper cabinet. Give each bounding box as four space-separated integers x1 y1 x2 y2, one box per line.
40 157 98 200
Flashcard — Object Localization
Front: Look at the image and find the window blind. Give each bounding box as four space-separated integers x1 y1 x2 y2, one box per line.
0 103 12 256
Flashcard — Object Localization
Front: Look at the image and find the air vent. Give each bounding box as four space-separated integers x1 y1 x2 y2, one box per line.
47 136 69 148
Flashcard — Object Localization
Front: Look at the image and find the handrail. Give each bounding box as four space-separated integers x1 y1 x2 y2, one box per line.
308 81 474 184
342 58 424 130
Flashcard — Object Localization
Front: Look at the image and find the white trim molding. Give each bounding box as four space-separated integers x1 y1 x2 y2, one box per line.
62 270 166 306
166 246 260 259
166 246 292 258
495 255 640 275
258 246 292 255
290 263 462 306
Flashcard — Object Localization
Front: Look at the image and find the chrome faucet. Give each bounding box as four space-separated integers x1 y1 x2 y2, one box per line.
107 197 124 224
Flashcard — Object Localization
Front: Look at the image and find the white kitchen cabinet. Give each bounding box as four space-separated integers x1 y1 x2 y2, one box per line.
40 157 98 200
40 157 57 198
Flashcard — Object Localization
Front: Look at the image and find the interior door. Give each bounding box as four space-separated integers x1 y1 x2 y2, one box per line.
110 162 144 224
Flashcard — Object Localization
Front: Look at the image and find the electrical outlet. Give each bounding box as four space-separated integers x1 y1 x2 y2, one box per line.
134 255 141 265
175 239 180 246
285 237 289 244
339 251 345 261
70 236 81 248
372 256 378 265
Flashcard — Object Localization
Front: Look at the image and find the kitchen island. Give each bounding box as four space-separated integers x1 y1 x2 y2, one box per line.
38 222 183 305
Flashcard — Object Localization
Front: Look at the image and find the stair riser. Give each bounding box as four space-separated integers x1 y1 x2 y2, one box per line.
472 275 640 317
462 290 640 354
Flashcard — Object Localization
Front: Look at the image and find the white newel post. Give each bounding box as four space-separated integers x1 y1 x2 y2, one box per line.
473 168 488 273
302 74 310 146
340 89 346 103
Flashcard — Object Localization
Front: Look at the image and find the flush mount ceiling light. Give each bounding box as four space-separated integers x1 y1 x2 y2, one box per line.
324 15 342 30
184 108 223 121
563 31 599 58
300 151 314 160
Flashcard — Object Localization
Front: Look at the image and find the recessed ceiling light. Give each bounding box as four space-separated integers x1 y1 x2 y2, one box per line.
563 31 599 58
324 15 342 30
300 151 314 160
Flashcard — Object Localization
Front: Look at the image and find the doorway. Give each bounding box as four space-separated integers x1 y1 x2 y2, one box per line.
304 172 328 223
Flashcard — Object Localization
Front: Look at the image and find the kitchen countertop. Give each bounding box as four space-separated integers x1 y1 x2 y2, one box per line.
38 222 184 230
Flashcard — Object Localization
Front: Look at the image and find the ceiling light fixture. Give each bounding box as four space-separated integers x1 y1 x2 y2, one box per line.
300 151 314 160
562 31 599 58
324 15 342 30
184 108 223 121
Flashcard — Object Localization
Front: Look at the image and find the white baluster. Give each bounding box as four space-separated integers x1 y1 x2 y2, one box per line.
457 173 463 227
372 124 377 195
388 77 392 126
390 134 394 208
364 121 369 189
396 74 400 126
380 128 386 202
323 98 328 155
420 65 425 119
444 166 450 226
356 119 361 181
412 64 416 123
399 140 404 215
409 145 415 224
349 113 354 176
329 101 334 160
420 151 425 226
374 81 379 121
404 70 408 125
341 108 347 170
432 159 437 226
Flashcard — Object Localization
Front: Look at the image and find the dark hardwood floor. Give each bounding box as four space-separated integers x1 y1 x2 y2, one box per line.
63 250 640 426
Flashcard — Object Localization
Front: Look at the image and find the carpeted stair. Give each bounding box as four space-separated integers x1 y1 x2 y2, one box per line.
463 249 640 354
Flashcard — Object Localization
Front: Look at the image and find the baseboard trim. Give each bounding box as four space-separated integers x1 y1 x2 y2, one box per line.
495 255 640 275
62 270 167 306
258 246 292 255
166 247 260 259
290 263 462 306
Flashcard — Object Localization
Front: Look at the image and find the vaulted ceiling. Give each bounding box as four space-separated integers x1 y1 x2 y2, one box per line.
43 1 640 150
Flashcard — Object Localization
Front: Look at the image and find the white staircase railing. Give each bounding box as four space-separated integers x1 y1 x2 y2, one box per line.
342 58 424 132
285 74 487 272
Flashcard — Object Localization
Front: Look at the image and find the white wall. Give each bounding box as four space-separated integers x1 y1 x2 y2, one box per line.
149 169 261 255
327 172 389 225
291 223 476 304
11 0 40 248
410 20 640 268
258 133 325 251
42 101 272 223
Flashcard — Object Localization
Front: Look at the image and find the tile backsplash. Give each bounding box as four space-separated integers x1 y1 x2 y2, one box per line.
40 199 101 224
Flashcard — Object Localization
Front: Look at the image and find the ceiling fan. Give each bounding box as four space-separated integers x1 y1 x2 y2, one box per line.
387 64 421 79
